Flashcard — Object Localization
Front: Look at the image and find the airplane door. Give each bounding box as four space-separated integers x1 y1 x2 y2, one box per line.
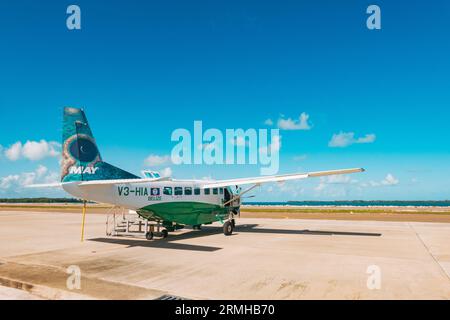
224 188 231 206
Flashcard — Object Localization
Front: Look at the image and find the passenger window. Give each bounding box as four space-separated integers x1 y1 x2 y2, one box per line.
185 187 192 195
163 187 172 195
175 187 183 195
194 188 200 195
213 188 218 195
219 188 224 194
204 188 210 195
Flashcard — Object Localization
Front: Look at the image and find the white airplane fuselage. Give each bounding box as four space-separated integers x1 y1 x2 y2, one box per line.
63 180 239 226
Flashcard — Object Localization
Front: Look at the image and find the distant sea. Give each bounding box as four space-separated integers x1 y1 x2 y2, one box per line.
243 201 450 207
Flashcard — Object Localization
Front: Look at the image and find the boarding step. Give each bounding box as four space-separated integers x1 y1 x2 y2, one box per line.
106 208 151 238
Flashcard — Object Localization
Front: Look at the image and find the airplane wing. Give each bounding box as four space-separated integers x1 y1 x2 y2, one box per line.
26 168 364 188
200 168 365 189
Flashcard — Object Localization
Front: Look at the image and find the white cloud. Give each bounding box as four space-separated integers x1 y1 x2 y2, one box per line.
160 167 172 178
328 132 376 148
35 164 48 177
381 173 399 186
278 183 305 198
264 119 274 126
356 134 376 144
313 174 358 196
325 175 354 184
314 183 350 198
4 140 61 161
22 140 60 161
362 173 400 188
259 135 281 154
0 174 20 189
43 171 59 184
314 182 327 192
144 154 171 166
5 142 22 161
21 172 37 187
0 165 59 191
277 112 312 130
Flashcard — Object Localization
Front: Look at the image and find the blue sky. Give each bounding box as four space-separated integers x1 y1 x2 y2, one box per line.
0 0 449 200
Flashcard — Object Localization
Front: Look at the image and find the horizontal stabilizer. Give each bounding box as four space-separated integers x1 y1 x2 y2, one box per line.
77 177 168 186
25 182 63 188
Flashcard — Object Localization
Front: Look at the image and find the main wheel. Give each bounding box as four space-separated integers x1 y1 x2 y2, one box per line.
223 221 233 236
145 232 154 240
161 229 168 238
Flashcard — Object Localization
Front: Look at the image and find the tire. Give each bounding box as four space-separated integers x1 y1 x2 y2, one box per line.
223 221 233 236
145 232 153 240
161 229 168 238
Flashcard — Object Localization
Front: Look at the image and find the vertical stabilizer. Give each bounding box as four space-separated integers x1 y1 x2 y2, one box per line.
61 107 138 182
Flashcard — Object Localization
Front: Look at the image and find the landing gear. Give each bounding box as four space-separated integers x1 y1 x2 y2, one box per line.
193 224 202 230
223 221 234 236
146 229 168 240
145 222 168 240
145 231 154 240
230 219 236 228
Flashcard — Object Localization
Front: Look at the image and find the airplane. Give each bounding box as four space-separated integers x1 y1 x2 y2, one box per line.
30 107 364 239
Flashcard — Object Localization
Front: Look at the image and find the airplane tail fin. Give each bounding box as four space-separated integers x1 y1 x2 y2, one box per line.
61 107 139 182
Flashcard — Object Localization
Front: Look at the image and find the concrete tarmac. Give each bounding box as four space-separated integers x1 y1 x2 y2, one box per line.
0 211 449 299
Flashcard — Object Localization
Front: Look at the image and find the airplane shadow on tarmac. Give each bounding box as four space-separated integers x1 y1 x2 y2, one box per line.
89 224 381 252
233 224 382 237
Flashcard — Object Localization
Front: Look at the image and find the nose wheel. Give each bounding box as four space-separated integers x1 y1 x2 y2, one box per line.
223 219 235 236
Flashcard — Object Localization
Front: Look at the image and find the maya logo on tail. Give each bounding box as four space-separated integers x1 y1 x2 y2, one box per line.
69 166 99 175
